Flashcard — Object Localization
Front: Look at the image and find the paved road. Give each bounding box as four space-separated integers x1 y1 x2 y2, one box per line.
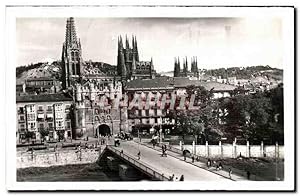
113 140 232 181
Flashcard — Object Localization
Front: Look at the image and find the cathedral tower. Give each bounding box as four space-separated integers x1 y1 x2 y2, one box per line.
61 17 83 89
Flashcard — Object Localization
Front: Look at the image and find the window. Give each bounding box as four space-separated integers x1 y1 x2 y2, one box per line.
39 123 44 128
38 105 43 111
65 113 70 119
58 121 63 127
20 124 25 128
28 105 35 112
67 122 71 129
56 113 63 119
72 63 76 75
47 105 52 111
18 107 24 114
76 63 80 75
71 51 75 61
48 123 53 128
20 116 25 121
29 122 35 129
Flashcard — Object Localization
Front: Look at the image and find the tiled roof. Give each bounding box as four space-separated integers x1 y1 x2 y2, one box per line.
16 93 73 103
125 76 236 92
26 77 58 81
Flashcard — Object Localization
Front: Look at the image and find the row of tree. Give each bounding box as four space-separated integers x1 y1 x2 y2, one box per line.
169 84 284 145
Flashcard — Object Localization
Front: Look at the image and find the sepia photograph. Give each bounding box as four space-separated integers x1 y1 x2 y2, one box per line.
5 5 295 191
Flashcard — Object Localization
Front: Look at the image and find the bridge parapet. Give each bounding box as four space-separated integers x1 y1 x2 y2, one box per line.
106 145 170 181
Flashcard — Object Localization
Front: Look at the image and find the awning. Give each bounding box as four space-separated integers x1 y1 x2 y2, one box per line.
46 113 53 118
37 114 44 118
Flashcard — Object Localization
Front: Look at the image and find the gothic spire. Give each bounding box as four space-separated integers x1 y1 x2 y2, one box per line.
125 35 130 49
134 36 139 61
132 35 135 49
65 17 78 48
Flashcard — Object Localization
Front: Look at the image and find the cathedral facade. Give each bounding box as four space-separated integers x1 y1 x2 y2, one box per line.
117 35 156 80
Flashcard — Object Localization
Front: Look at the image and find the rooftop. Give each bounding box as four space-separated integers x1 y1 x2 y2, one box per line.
16 93 73 103
26 77 58 81
125 76 236 91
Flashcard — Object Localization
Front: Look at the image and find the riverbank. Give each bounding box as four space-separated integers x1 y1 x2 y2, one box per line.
17 163 121 182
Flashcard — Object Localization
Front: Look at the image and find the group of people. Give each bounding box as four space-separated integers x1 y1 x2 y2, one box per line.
169 174 184 181
161 144 167 157
206 158 223 171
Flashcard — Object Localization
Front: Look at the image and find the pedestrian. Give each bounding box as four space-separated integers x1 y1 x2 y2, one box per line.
170 174 175 181
121 150 123 154
218 162 223 170
183 152 186 161
229 168 232 179
192 156 195 163
179 175 184 181
213 160 217 169
247 171 250 180
207 158 211 168
137 151 141 160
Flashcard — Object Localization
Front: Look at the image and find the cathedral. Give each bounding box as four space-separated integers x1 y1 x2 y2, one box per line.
61 17 127 138
117 35 156 80
174 56 199 79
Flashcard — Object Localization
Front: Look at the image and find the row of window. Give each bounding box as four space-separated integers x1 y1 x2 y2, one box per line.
20 121 71 131
19 104 70 113
131 109 164 117
26 81 55 86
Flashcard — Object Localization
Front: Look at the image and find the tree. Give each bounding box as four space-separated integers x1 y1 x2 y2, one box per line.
170 85 221 144
24 131 35 143
39 129 49 141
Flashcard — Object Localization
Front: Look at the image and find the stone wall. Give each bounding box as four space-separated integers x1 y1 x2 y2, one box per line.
174 142 284 159
16 148 102 168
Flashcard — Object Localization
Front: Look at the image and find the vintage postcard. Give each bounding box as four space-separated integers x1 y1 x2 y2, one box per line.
5 5 295 191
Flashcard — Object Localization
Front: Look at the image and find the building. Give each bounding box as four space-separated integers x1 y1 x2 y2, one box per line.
117 35 156 80
124 77 176 134
72 80 125 138
124 76 236 134
174 56 199 79
60 17 128 138
16 93 73 143
25 77 61 94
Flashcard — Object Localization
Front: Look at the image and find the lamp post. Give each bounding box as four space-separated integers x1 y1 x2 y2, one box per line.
159 116 163 143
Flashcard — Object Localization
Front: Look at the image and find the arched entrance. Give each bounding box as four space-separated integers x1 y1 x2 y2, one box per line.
96 124 111 136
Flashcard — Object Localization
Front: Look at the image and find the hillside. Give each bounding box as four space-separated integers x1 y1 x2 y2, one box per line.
202 66 283 81
159 66 283 82
16 61 62 84
16 61 117 84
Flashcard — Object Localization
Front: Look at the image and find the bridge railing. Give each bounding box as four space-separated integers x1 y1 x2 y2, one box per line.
106 145 170 181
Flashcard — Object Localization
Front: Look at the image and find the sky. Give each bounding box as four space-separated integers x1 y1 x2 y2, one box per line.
16 17 283 72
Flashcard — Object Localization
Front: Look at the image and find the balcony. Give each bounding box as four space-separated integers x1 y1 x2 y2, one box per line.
37 109 44 113
46 109 53 113
18 128 26 133
18 110 25 115
18 118 25 123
